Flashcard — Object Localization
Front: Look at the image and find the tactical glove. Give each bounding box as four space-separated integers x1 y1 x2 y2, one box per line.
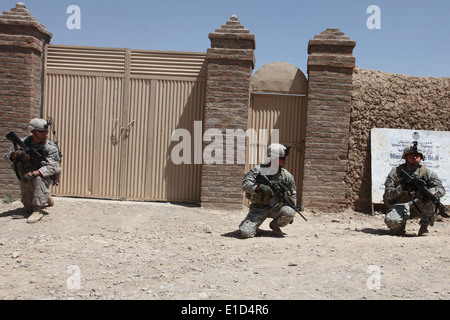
257 184 273 196
15 150 30 162
22 171 36 182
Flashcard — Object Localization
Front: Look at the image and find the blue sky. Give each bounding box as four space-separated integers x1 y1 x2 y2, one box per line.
4 0 449 77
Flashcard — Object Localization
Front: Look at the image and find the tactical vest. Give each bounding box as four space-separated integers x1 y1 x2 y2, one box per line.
394 164 428 184
391 164 428 204
246 168 287 206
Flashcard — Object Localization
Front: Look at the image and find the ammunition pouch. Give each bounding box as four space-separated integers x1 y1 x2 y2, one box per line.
245 190 272 206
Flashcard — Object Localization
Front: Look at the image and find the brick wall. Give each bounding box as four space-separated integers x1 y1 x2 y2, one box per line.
201 15 255 209
302 29 356 211
0 3 52 200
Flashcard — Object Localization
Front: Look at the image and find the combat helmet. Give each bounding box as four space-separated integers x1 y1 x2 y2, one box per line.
266 143 291 160
27 118 50 132
402 141 424 160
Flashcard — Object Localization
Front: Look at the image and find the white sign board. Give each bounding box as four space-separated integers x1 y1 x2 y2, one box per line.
371 128 450 205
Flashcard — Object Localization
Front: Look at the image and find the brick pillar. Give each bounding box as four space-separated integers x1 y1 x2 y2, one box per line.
0 2 52 200
201 15 255 209
302 28 356 211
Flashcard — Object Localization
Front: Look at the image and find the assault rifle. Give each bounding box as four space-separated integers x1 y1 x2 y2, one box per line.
6 131 46 180
401 169 448 212
6 131 46 161
258 174 307 221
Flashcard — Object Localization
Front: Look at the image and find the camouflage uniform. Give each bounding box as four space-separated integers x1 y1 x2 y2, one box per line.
5 136 61 213
383 163 445 234
239 164 297 238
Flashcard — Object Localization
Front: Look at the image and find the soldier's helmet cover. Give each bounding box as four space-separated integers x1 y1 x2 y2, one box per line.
27 118 49 132
266 143 291 160
402 141 424 160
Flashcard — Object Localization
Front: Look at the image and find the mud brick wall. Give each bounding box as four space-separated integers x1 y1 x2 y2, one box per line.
347 67 450 212
201 15 255 209
0 3 52 200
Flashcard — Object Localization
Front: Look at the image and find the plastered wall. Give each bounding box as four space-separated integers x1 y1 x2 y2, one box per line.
347 67 450 212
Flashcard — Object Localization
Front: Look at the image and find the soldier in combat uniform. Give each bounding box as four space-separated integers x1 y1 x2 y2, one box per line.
239 144 297 238
383 142 445 236
5 118 61 223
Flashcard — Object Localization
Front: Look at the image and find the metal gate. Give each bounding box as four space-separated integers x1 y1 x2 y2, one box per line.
43 45 206 202
247 93 307 203
247 62 308 205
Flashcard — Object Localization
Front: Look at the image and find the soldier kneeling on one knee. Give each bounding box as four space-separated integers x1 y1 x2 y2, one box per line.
239 144 297 238
383 141 445 236
5 118 62 224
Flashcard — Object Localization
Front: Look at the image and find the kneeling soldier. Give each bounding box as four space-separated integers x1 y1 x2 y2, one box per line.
6 119 62 223
239 144 297 238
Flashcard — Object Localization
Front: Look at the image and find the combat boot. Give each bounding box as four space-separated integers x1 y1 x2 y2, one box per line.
418 225 429 236
269 220 283 237
27 208 43 224
390 226 406 236
47 194 54 207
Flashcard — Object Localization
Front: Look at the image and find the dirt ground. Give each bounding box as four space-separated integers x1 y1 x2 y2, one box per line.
0 196 448 300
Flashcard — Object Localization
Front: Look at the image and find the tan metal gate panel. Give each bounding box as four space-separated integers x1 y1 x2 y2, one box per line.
43 44 206 202
124 78 205 201
44 73 98 196
93 76 125 198
248 93 307 204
